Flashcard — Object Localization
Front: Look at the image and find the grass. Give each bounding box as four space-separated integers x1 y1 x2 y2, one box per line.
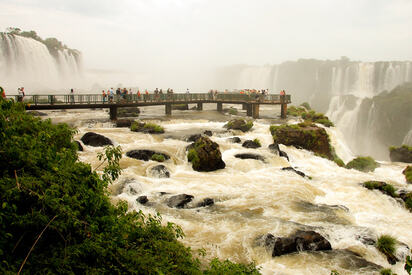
252 138 262 147
187 148 200 169
151 154 165 162
363 181 397 197
377 235 396 257
228 107 238 115
144 123 164 133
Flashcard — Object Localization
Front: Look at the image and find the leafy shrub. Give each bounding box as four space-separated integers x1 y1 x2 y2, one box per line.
144 122 164 133
380 268 395 275
187 148 200 169
377 235 397 262
203 258 260 275
151 153 165 162
252 138 262 147
405 253 412 274
346 156 380 172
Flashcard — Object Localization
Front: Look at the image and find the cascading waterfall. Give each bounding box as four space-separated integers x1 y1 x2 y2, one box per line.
0 33 83 91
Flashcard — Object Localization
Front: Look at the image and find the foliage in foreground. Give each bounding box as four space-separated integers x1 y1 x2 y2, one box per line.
0 98 259 274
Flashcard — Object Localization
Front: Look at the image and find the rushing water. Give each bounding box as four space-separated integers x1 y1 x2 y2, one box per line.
45 105 411 275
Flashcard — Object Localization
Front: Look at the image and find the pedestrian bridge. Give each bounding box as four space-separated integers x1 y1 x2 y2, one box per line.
9 93 291 119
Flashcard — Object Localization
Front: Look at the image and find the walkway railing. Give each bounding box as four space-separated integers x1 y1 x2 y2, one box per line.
6 93 291 105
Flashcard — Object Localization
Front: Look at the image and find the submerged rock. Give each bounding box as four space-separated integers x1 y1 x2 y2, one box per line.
187 136 225 172
186 134 202 142
167 194 194 208
126 150 170 162
258 230 332 257
81 132 113 147
282 167 306 177
229 137 241 143
196 198 214 207
268 143 289 161
118 107 140 117
116 119 133 127
149 165 170 178
203 130 213 136
235 153 265 162
389 145 412 163
136 196 148 205
242 140 261 149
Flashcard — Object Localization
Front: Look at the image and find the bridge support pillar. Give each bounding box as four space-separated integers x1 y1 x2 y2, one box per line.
109 106 117 120
217 102 223 112
197 102 203 110
281 103 287 119
252 104 259 119
246 104 252 116
165 103 172 116
242 103 247 110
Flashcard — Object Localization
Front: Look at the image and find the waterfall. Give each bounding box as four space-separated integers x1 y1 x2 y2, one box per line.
0 33 83 91
403 129 412 146
237 65 272 89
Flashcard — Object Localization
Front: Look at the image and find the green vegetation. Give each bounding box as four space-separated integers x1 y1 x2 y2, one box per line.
131 121 164 134
389 145 412 153
346 156 380 172
228 107 238 115
363 181 397 197
404 166 412 183
377 235 397 264
151 153 165 162
252 138 262 147
4 27 80 58
0 98 259 274
406 253 412 274
286 106 334 127
187 148 201 170
300 102 311 110
380 268 396 275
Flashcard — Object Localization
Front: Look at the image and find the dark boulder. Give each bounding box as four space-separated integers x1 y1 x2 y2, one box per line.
75 141 83 151
242 140 261 149
116 119 133 127
229 137 241 143
167 194 194 208
137 196 148 205
282 167 306 177
258 230 332 257
149 165 170 178
389 146 412 163
203 130 213 136
196 198 214 207
81 132 113 147
187 136 226 172
268 143 289 161
235 153 265 162
126 150 170 161
187 134 202 142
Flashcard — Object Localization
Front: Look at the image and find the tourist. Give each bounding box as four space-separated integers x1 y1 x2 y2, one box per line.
102 90 107 103
0 86 5 99
137 90 141 101
17 88 23 102
109 88 114 102
70 88 74 103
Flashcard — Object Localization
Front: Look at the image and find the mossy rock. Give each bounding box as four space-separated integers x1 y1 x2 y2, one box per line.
403 166 412 183
376 235 398 265
362 181 397 197
389 145 412 163
346 156 379 172
300 102 311 110
187 136 225 172
224 119 253 132
287 106 333 127
131 121 164 134
118 107 140 117
151 154 165 162
270 122 334 160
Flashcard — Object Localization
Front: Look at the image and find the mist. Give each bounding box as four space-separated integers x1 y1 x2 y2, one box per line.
1 0 412 91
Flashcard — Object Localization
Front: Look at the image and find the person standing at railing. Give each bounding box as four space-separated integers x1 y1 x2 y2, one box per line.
0 86 5 99
280 89 286 103
137 90 141 101
17 88 24 102
70 88 75 104
102 90 107 103
144 89 149 102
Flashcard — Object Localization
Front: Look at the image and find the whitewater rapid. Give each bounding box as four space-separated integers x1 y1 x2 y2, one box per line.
45 105 411 275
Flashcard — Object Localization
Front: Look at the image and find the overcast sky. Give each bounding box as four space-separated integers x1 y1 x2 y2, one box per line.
1 0 412 87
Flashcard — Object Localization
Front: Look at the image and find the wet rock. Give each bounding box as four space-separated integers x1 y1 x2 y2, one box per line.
242 140 261 149
268 143 289 161
149 165 170 178
172 104 189 110
196 198 214 207
229 137 241 143
81 132 113 147
224 119 253 132
187 134 202 142
75 141 83 151
282 167 306 177
126 150 170 161
27 110 47 116
203 130 213 136
258 230 332 257
355 235 376 246
235 153 265 162
118 107 140 117
159 192 170 196
137 196 148 205
130 122 164 134
187 136 226 172
389 146 412 163
116 119 133 127
167 194 194 208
